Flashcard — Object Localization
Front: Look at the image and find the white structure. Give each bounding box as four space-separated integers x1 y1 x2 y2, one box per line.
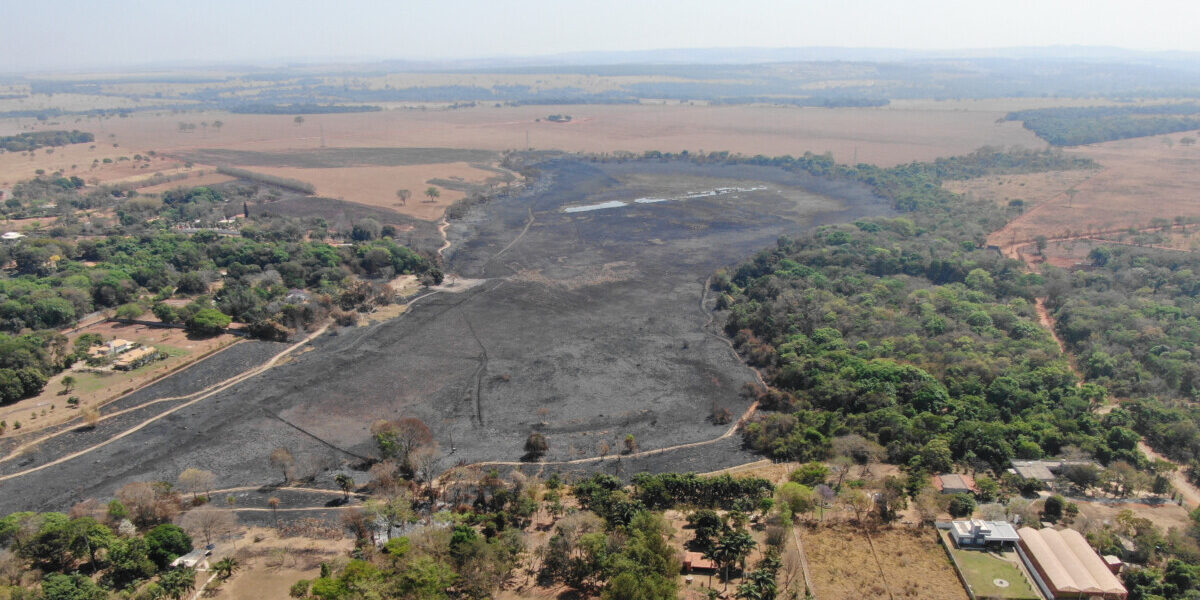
950 520 1020 548
1017 526 1127 600
1 232 25 241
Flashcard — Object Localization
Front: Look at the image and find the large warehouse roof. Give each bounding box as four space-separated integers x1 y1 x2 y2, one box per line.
1018 527 1126 597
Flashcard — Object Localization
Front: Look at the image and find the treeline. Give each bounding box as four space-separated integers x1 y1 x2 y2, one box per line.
216 166 316 194
0 227 438 403
0 330 68 405
1007 103 1200 145
0 481 217 600
714 149 1130 472
0 130 93 153
225 103 382 114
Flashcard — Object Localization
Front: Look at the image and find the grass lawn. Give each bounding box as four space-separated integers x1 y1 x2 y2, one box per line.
943 534 1041 599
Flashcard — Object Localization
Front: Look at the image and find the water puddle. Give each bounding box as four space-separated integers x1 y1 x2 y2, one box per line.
564 186 767 213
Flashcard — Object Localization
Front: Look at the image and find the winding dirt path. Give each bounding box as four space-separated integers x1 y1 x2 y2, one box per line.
1138 441 1200 509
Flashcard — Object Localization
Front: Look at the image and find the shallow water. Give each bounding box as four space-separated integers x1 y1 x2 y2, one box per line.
564 185 768 212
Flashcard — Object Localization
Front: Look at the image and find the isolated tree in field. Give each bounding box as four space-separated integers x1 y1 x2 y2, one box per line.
370 417 433 465
269 447 295 483
294 116 305 126
61 375 75 392
180 506 238 547
1035 235 1048 256
623 434 638 454
178 468 216 501
396 188 411 206
424 186 441 203
268 497 280 526
212 120 223 132
524 432 549 461
334 474 354 500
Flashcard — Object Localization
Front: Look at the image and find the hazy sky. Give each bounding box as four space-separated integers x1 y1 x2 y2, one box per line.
3 0 1199 72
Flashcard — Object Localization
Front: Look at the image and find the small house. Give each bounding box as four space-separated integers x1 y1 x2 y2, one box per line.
683 551 717 573
933 473 978 495
951 520 1020 549
114 346 158 370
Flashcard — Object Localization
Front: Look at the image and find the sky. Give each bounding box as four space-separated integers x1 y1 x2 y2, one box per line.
3 0 1200 72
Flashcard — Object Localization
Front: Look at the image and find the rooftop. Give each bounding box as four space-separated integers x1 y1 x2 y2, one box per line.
1018 526 1126 596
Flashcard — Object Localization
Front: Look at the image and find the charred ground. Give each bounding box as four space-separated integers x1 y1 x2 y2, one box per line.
0 159 888 515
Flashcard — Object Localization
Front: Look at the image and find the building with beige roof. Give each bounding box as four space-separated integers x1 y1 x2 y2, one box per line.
1017 526 1126 600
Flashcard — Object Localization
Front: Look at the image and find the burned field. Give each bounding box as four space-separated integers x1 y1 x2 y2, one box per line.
0 159 888 515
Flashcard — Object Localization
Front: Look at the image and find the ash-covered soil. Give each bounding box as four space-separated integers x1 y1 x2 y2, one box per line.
0 159 888 514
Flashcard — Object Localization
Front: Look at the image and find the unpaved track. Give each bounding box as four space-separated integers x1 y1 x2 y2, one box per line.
0 325 329 482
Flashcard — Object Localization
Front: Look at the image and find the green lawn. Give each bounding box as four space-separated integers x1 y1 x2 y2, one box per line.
943 534 1041 599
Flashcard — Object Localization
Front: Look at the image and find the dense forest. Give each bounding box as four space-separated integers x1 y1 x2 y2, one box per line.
0 176 441 406
1007 104 1200 145
0 130 94 153
711 148 1127 473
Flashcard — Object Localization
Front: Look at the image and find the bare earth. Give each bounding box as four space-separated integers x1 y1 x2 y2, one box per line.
803 524 966 600
986 137 1200 248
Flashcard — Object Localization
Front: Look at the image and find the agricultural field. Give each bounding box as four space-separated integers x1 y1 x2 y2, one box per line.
804 525 967 600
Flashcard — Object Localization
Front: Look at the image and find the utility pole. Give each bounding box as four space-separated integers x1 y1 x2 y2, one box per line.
525 130 530 150
319 124 326 148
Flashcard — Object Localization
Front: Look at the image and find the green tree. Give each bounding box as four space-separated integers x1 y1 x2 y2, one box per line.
185 308 230 336
145 523 192 569
159 566 197 599
42 573 108 600
424 186 441 203
789 462 830 487
948 494 976 518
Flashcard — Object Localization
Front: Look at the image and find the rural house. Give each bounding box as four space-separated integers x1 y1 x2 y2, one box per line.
933 473 978 495
950 520 1020 549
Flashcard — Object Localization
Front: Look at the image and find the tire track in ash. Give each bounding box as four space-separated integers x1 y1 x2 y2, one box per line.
461 314 489 428
436 278 763 478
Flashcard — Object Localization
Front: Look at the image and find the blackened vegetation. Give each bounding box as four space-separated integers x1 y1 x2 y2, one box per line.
718 149 1138 471
1007 103 1200 145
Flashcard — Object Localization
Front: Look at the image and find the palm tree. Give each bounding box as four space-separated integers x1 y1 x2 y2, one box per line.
159 567 196 600
335 474 354 500
268 497 280 527
214 556 239 579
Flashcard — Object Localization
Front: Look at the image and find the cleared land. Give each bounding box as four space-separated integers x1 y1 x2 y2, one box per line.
804 525 967 600
244 161 504 221
985 136 1200 249
1 102 1044 177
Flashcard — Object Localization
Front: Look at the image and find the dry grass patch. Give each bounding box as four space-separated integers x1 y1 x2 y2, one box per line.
804 525 966 600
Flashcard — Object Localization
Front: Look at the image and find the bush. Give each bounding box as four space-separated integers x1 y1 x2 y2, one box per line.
948 493 976 518
145 523 192 569
185 308 231 336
